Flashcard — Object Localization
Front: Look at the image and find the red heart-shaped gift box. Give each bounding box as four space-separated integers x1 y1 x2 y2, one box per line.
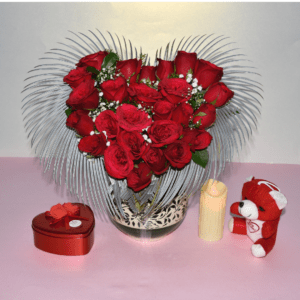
32 203 95 256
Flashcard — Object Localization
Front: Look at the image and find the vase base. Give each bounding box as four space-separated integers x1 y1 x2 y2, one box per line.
110 217 185 241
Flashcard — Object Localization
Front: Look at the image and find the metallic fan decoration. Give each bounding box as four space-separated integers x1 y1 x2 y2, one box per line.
22 30 262 220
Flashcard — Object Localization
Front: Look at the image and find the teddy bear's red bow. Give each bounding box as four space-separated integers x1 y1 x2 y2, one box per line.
45 203 88 229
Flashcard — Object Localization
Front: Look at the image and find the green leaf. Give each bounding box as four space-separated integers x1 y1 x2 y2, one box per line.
65 108 73 117
168 73 179 79
86 66 100 75
192 149 209 168
102 52 119 69
195 112 206 117
187 68 193 76
210 97 218 106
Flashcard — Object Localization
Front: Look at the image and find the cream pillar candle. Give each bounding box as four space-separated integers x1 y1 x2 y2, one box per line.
198 179 228 241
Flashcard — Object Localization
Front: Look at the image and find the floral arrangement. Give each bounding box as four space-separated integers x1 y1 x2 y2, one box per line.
22 31 262 220
63 50 234 192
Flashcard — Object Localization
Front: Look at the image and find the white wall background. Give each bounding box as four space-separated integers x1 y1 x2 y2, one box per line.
0 2 299 164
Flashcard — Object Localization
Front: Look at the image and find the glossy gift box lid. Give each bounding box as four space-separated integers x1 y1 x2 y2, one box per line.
32 202 95 256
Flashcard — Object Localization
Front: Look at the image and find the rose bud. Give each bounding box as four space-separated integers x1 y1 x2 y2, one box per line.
204 82 234 107
152 101 175 121
116 103 152 132
115 58 142 84
192 103 216 129
156 59 174 80
66 110 94 137
63 67 93 89
127 163 152 192
142 146 169 175
95 110 119 138
171 102 193 127
104 143 134 179
158 78 192 104
78 133 107 157
138 66 157 83
193 130 213 151
193 59 223 89
174 51 197 77
181 128 212 152
147 120 183 147
163 140 192 169
76 51 108 70
66 109 89 127
128 83 162 108
66 80 99 110
100 76 128 103
117 130 147 161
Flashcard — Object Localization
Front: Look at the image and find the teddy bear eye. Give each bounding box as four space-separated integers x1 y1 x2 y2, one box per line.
259 206 265 212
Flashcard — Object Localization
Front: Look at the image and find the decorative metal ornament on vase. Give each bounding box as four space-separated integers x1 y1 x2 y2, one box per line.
22 30 262 240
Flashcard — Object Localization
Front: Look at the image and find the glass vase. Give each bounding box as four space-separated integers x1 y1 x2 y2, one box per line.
110 194 188 241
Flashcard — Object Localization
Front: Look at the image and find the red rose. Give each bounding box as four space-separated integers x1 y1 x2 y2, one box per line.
193 59 223 89
152 101 175 121
66 110 88 127
171 102 193 127
76 51 108 70
174 51 197 77
139 66 156 83
117 130 147 161
128 83 162 108
63 67 93 89
204 82 234 107
156 59 174 80
116 103 152 132
158 78 192 104
164 140 192 169
95 110 119 138
143 146 169 175
100 76 128 103
66 80 99 110
147 120 183 147
78 133 107 157
66 110 94 137
104 143 134 179
193 103 216 129
181 128 212 152
127 163 152 192
116 59 142 84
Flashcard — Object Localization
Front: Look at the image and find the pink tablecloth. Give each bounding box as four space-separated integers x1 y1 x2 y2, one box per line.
0 158 299 300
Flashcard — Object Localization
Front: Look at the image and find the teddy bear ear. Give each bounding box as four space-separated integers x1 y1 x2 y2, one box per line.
270 191 287 210
244 176 254 183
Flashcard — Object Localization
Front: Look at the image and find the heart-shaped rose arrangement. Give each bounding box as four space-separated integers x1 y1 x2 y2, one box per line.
63 50 234 192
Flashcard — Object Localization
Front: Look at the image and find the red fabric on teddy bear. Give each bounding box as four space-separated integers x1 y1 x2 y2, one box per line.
229 176 287 258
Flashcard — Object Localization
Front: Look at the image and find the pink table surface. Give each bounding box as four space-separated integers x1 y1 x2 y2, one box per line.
0 158 299 300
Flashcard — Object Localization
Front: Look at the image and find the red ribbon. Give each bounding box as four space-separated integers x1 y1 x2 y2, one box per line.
45 203 88 229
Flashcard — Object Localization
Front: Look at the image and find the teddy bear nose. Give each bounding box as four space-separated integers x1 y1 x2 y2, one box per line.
239 202 244 208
